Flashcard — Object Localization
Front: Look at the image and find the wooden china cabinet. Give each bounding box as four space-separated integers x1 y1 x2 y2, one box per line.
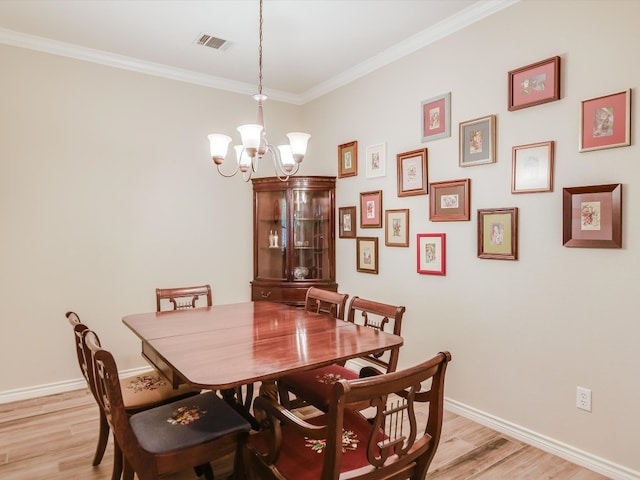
251 176 337 306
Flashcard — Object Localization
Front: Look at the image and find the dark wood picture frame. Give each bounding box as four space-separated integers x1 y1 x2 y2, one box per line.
459 115 496 167
508 56 561 111
397 148 428 197
562 183 622 248
478 207 518 260
338 206 357 239
356 236 379 274
416 233 446 275
385 209 409 247
512 141 554 193
421 92 451 142
360 190 383 228
429 179 470 222
579 89 631 152
338 140 358 178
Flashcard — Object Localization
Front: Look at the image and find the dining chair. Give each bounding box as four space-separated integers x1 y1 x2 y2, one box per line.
304 286 349 320
66 311 201 480
155 285 257 429
155 284 213 311
83 328 251 480
244 351 452 480
277 287 349 408
277 296 405 411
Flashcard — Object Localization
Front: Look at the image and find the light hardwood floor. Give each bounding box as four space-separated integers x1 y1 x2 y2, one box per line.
0 388 609 479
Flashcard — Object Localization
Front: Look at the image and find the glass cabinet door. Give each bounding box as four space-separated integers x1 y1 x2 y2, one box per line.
255 189 286 280
292 188 331 281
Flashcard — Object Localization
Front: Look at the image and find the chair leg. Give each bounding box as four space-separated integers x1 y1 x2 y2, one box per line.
92 410 110 466
123 458 135 480
111 440 123 480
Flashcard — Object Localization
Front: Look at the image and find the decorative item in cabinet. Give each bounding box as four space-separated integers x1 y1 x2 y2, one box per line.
251 176 337 306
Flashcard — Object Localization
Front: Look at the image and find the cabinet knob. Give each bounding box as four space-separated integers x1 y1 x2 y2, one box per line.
260 290 272 298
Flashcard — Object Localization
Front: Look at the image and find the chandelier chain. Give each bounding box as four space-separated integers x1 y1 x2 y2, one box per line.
258 0 263 95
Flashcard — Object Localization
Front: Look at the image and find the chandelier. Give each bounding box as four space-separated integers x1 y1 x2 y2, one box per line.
207 0 310 181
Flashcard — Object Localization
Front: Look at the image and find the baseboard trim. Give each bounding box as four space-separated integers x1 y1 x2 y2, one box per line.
0 366 152 404
446 398 639 480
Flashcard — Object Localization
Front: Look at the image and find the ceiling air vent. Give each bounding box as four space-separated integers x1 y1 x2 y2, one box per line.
196 34 228 50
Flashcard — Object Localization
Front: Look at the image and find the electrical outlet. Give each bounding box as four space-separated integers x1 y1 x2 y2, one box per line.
576 386 592 412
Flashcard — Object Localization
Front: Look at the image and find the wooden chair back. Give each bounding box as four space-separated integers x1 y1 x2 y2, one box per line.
246 351 452 480
347 296 406 376
304 287 349 320
155 284 212 312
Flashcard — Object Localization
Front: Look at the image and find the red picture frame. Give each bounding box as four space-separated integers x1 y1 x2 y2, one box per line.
579 89 631 152
359 190 382 228
508 56 561 111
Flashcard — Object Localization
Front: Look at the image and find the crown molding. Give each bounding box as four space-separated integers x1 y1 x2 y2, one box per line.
0 0 518 106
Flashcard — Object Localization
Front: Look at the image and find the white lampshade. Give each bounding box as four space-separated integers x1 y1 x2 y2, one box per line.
234 145 253 172
208 134 232 160
286 132 311 158
237 124 263 150
277 145 295 173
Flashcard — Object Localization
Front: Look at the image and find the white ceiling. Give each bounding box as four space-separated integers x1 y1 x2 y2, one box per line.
0 0 517 104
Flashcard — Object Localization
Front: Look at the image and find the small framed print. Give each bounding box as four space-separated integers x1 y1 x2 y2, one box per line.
417 233 446 275
429 179 470 222
459 115 496 167
477 207 518 260
421 92 451 142
397 148 428 197
562 183 622 248
365 143 386 178
338 141 358 178
385 209 409 247
339 206 357 239
579 89 631 152
360 190 383 228
356 237 379 274
512 141 554 193
508 56 561 111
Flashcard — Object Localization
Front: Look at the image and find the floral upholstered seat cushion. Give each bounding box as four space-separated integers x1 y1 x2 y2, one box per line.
280 364 360 410
247 408 384 480
120 370 199 409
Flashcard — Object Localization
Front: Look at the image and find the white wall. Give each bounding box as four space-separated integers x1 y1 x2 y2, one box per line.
306 0 639 476
1 0 639 477
0 44 317 392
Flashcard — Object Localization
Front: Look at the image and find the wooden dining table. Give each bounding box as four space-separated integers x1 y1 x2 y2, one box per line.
122 301 404 417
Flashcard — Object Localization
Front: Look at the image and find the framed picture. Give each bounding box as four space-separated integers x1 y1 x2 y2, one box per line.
508 56 561 111
421 92 451 142
579 89 631 152
429 179 470 222
416 233 446 275
512 141 554 193
385 209 409 247
396 148 428 197
459 115 496 167
338 206 357 239
365 143 386 178
338 141 358 178
359 190 383 228
478 207 518 260
356 237 379 274
562 183 622 248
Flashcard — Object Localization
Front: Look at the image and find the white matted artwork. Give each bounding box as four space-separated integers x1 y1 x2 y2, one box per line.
365 143 386 178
